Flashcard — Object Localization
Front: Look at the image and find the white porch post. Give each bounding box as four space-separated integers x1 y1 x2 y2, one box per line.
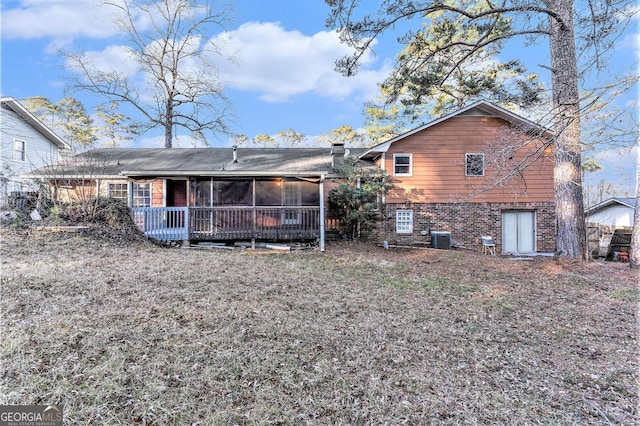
319 175 325 252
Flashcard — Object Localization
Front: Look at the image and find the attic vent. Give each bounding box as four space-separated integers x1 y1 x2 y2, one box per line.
431 231 452 250
233 145 238 163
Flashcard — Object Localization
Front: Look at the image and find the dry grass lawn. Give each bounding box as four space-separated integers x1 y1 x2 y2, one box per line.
1 228 638 425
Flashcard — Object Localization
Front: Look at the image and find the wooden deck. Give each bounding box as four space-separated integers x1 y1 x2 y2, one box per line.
132 206 321 242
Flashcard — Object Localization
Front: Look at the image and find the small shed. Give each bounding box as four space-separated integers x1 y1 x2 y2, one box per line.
585 197 636 228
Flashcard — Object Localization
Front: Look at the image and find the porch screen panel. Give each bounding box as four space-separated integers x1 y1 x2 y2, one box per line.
299 180 320 206
255 180 281 206
213 179 251 205
191 179 212 207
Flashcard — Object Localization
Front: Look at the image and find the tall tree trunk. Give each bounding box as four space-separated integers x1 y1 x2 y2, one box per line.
548 0 586 259
165 100 173 148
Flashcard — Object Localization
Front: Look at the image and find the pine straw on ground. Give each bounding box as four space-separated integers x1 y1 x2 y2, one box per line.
1 228 638 425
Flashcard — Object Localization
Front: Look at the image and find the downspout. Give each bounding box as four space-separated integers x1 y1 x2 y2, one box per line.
95 179 101 218
184 178 190 246
252 177 256 250
319 174 325 252
380 153 386 204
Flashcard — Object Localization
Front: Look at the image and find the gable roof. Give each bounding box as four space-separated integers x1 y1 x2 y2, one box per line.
1 97 70 149
30 147 368 179
585 197 637 215
359 100 554 160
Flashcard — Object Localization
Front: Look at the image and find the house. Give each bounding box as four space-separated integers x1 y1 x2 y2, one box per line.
31 145 359 251
0 97 70 206
359 100 556 254
585 197 636 228
32 100 556 254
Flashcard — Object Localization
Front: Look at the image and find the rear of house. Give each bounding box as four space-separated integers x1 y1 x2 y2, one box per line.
33 146 355 250
361 101 556 255
28 101 556 254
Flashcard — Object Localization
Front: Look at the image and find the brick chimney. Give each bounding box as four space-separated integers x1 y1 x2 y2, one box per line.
331 142 345 168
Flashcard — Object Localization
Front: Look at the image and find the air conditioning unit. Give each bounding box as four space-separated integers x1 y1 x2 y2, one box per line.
431 231 452 250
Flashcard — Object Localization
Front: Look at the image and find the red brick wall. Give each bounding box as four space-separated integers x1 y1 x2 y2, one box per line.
375 202 556 254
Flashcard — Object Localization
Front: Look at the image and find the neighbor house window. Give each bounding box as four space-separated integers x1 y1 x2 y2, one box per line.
465 153 484 176
396 210 413 233
393 154 412 176
13 139 26 162
132 182 151 207
10 180 23 193
107 183 128 200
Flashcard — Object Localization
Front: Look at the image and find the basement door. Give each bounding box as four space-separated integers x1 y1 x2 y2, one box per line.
502 211 535 254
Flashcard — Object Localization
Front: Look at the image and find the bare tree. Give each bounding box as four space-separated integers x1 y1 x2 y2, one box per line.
277 129 307 147
64 0 233 148
252 134 277 147
231 133 250 147
95 101 141 147
319 125 366 147
326 0 637 259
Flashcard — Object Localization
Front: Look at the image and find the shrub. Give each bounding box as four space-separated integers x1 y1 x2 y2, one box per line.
329 157 393 239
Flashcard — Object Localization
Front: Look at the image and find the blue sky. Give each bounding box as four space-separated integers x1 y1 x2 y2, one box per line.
1 0 396 146
1 0 638 198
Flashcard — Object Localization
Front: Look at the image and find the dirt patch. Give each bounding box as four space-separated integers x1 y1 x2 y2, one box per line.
1 230 638 424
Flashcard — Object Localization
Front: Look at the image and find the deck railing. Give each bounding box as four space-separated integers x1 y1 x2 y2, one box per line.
132 207 189 241
189 206 320 240
132 206 321 241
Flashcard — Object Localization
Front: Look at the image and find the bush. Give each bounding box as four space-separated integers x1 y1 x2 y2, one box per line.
329 158 393 240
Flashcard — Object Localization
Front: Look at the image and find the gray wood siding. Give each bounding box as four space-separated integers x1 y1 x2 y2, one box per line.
1 107 62 203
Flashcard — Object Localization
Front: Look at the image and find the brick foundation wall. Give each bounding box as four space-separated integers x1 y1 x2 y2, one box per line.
375 202 556 254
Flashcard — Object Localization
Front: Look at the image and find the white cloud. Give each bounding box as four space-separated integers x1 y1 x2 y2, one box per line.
133 135 164 148
1 0 118 42
210 22 390 102
4 1 392 104
65 44 140 79
618 31 640 57
60 20 391 105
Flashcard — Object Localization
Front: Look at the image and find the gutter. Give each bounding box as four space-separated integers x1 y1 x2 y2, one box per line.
121 170 334 178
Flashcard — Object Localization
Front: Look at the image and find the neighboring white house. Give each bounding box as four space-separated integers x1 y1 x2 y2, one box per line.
1 97 70 206
585 197 637 227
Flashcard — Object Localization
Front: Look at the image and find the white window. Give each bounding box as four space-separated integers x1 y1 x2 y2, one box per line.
393 153 412 176
10 180 23 193
465 153 484 176
13 139 26 162
396 210 413 234
107 183 128 200
132 182 151 207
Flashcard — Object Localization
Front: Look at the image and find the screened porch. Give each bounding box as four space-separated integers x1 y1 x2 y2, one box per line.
131 177 325 244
